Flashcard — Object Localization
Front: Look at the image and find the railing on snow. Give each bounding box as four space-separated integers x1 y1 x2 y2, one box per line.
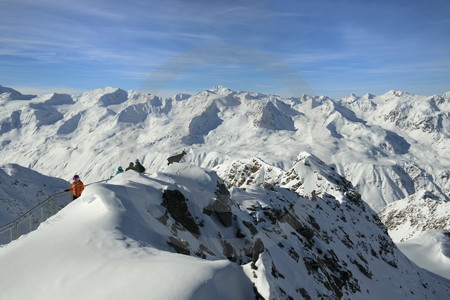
0 178 110 246
0 192 71 246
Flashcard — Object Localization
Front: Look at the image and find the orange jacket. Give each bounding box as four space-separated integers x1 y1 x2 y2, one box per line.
68 180 84 197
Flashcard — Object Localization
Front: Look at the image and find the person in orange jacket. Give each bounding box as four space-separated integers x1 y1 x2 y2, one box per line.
65 174 84 200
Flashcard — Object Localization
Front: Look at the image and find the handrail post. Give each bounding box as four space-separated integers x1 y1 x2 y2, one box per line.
53 196 58 214
13 222 17 241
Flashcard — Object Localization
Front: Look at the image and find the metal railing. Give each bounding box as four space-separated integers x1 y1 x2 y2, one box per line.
0 178 110 246
0 192 71 246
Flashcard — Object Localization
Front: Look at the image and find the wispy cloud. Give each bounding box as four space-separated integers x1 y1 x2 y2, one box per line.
1 0 449 97
10 85 86 96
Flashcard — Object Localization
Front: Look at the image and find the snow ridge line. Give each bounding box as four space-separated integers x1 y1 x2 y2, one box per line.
0 178 110 245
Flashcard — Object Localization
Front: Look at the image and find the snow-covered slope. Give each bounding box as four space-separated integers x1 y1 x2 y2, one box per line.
379 190 449 243
0 85 35 102
0 85 449 298
379 191 450 279
0 85 448 212
338 91 449 209
0 164 69 224
1 164 448 299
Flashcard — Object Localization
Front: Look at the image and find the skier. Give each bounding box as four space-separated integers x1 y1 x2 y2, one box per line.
112 166 124 177
125 162 135 171
110 166 124 179
65 175 85 201
135 159 146 173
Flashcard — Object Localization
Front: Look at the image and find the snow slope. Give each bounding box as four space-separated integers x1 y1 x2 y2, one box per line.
0 86 448 212
0 85 449 298
397 230 450 281
0 170 253 300
1 162 449 299
0 164 69 224
379 191 450 279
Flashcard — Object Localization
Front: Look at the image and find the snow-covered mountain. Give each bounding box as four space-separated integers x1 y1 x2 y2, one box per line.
1 163 449 299
0 85 449 298
0 84 35 102
0 85 448 212
0 164 69 224
378 190 450 280
379 190 449 243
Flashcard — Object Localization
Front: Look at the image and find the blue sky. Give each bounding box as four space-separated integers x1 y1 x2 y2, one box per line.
1 0 449 98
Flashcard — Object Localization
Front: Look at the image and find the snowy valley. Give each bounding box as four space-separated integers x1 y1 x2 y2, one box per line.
0 85 449 299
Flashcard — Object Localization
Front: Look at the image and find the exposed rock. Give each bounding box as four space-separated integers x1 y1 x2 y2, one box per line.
379 191 450 242
251 238 265 270
161 189 200 235
203 183 233 227
167 237 190 255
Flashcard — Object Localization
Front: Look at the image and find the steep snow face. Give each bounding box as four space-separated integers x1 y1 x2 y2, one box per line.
0 85 35 101
341 91 449 156
0 164 69 224
396 230 450 280
379 191 450 243
0 110 22 135
1 164 449 299
0 85 448 212
378 191 450 279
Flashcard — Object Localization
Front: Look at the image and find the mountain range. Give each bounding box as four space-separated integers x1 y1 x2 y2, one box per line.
0 85 448 299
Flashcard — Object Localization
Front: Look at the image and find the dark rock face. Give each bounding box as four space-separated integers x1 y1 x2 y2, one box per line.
203 183 233 227
251 238 265 270
167 237 190 255
161 189 200 235
345 190 365 211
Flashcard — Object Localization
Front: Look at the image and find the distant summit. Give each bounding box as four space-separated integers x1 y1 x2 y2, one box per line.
0 85 35 101
0 85 448 211
0 84 449 298
208 85 234 95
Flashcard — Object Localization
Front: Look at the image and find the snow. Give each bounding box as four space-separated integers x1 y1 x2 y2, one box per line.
0 166 448 299
0 85 449 299
0 164 69 224
397 230 450 280
0 84 35 101
0 85 445 211
0 171 254 300
379 190 450 280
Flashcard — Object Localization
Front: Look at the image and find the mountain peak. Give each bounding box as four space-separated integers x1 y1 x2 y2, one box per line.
384 90 410 97
340 93 359 103
172 93 191 101
1 84 450 298
208 85 234 95
0 85 35 100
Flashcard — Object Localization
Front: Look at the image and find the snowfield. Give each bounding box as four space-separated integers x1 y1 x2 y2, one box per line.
0 170 253 300
0 85 449 299
0 164 448 299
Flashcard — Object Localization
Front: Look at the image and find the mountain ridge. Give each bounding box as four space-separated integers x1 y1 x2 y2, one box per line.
1 162 448 299
0 85 448 212
0 84 449 298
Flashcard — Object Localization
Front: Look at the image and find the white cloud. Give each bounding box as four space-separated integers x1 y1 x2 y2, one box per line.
10 85 86 96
